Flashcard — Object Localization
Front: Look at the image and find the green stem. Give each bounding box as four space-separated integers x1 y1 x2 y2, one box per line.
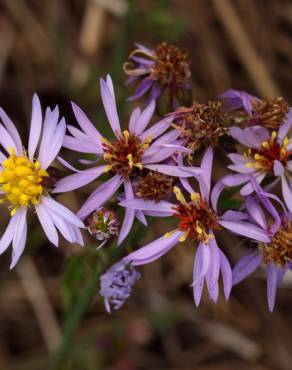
50 264 102 370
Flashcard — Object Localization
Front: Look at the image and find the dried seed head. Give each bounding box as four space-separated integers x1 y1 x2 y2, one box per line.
172 101 228 155
150 42 191 87
251 97 289 129
123 42 192 109
135 170 174 202
261 221 292 267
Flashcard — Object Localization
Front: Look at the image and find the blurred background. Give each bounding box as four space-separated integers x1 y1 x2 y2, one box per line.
0 0 292 369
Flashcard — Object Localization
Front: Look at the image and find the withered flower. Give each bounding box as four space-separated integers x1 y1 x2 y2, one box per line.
135 170 174 202
220 89 289 130
171 101 228 156
123 42 192 109
252 97 289 129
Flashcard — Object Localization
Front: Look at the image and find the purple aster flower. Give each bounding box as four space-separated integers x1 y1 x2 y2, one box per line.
119 147 269 306
100 261 140 313
232 180 292 311
53 75 202 245
0 94 84 268
224 114 292 212
220 89 289 129
123 42 192 108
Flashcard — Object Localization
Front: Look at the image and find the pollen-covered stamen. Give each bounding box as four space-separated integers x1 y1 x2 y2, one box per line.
251 97 289 129
0 148 49 215
244 131 292 172
136 170 174 202
172 101 228 155
86 207 119 246
172 187 220 243
261 221 292 267
150 42 191 87
102 130 151 179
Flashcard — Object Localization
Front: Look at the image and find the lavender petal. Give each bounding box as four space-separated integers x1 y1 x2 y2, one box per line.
232 251 262 285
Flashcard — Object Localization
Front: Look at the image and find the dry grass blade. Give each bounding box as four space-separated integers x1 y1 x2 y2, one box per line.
211 0 280 97
1 0 52 61
16 258 62 354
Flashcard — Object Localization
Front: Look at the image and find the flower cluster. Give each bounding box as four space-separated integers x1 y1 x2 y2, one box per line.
1 41 291 313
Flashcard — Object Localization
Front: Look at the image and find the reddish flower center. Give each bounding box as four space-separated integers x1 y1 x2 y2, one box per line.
172 187 220 243
102 131 151 179
245 131 291 173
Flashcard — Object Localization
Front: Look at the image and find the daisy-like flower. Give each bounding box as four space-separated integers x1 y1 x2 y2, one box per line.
119 147 270 306
0 94 84 268
123 42 192 108
53 75 200 245
224 113 292 212
220 89 289 129
232 180 292 311
100 261 141 313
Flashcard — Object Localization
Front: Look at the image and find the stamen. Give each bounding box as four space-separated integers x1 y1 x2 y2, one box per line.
134 163 143 170
191 192 201 204
261 141 270 149
164 230 177 238
283 136 290 148
173 186 187 206
123 130 130 142
179 231 189 242
127 154 133 168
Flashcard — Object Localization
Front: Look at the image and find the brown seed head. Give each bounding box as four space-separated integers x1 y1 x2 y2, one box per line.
172 101 228 155
261 221 292 267
136 170 173 202
252 97 289 129
150 42 191 87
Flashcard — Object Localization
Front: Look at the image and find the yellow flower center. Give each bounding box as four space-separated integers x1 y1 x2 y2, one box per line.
0 148 49 215
244 131 291 172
